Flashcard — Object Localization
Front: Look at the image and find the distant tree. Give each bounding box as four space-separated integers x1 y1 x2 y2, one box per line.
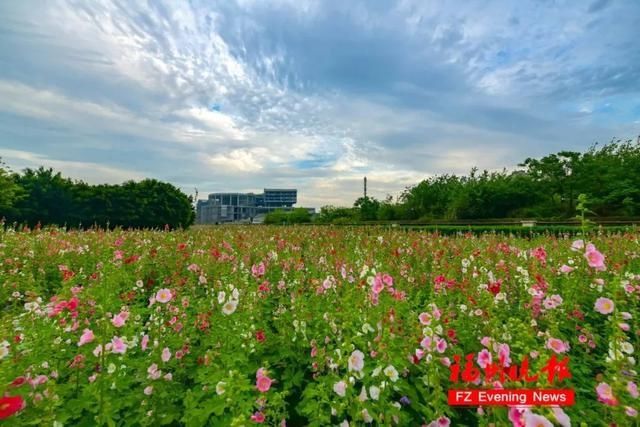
0 159 21 215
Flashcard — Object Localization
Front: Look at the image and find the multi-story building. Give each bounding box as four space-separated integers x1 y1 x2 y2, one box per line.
196 189 310 224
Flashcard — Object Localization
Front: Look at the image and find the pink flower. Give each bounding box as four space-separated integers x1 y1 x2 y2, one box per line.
155 288 172 304
251 412 265 423
251 262 266 278
144 386 153 395
477 349 492 369
418 312 432 325
498 343 511 367
546 338 569 354
594 297 614 314
559 265 574 273
585 245 606 270
348 350 365 372
78 329 95 346
627 407 638 417
508 406 528 427
111 311 129 328
141 335 149 351
256 369 272 393
147 363 161 380
571 239 584 251
161 347 171 363
596 382 618 406
371 275 384 294
552 407 571 427
480 336 492 348
111 336 127 354
420 336 432 350
523 412 553 427
382 273 394 287
435 338 447 354
628 381 639 398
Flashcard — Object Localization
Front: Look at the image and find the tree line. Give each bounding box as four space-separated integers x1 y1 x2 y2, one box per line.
0 165 195 229
316 138 640 223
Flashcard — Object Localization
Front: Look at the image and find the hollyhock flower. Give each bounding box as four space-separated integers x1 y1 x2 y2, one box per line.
559 265 574 273
216 381 226 395
111 311 129 328
361 409 373 423
0 395 25 420
628 381 639 398
551 407 571 427
571 239 584 251
585 245 606 270
369 385 380 400
255 330 266 343
222 300 238 315
348 350 365 372
418 312 432 325
147 363 161 380
498 343 511 367
251 412 265 423
480 336 492 348
546 338 569 354
596 382 618 406
155 288 172 304
371 275 384 294
256 373 272 392
435 338 447 353
595 297 614 314
384 365 399 382
523 412 553 427
251 262 266 278
358 386 368 402
10 376 26 388
161 347 171 362
333 380 347 397
111 336 127 354
144 386 153 395
78 329 94 346
477 349 492 368
141 335 149 351
627 407 638 417
508 406 528 427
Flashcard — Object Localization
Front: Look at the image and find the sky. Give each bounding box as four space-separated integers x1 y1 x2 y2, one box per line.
0 0 639 208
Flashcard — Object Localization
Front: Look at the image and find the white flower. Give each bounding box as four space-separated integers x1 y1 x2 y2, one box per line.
621 342 634 355
358 386 368 402
333 380 347 397
217 291 226 304
371 366 382 377
348 350 365 372
339 421 349 427
216 381 226 395
362 409 373 423
369 385 380 400
232 288 239 300
384 365 399 382
222 300 238 315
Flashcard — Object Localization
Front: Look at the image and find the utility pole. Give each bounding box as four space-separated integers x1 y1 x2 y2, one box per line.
364 176 367 199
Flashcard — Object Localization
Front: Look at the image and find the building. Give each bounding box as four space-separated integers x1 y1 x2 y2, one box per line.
196 189 312 224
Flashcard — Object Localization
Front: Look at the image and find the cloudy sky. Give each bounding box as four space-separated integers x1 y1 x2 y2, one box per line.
1 0 639 207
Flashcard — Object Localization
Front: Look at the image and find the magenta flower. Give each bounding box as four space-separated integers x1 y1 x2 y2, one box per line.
477 349 492 369
256 368 273 393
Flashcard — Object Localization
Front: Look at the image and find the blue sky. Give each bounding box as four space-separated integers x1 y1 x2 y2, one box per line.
0 0 639 207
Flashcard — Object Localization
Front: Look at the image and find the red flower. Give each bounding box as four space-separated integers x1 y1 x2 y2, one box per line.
255 330 266 343
10 376 26 387
0 395 25 420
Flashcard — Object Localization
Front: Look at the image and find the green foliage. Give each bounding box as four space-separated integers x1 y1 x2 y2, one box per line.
4 166 194 229
264 208 311 224
379 139 640 221
0 159 22 215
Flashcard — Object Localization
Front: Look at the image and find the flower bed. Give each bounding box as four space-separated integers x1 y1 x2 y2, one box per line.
0 226 638 425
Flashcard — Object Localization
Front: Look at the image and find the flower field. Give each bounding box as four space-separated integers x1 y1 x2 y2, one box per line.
0 226 639 426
